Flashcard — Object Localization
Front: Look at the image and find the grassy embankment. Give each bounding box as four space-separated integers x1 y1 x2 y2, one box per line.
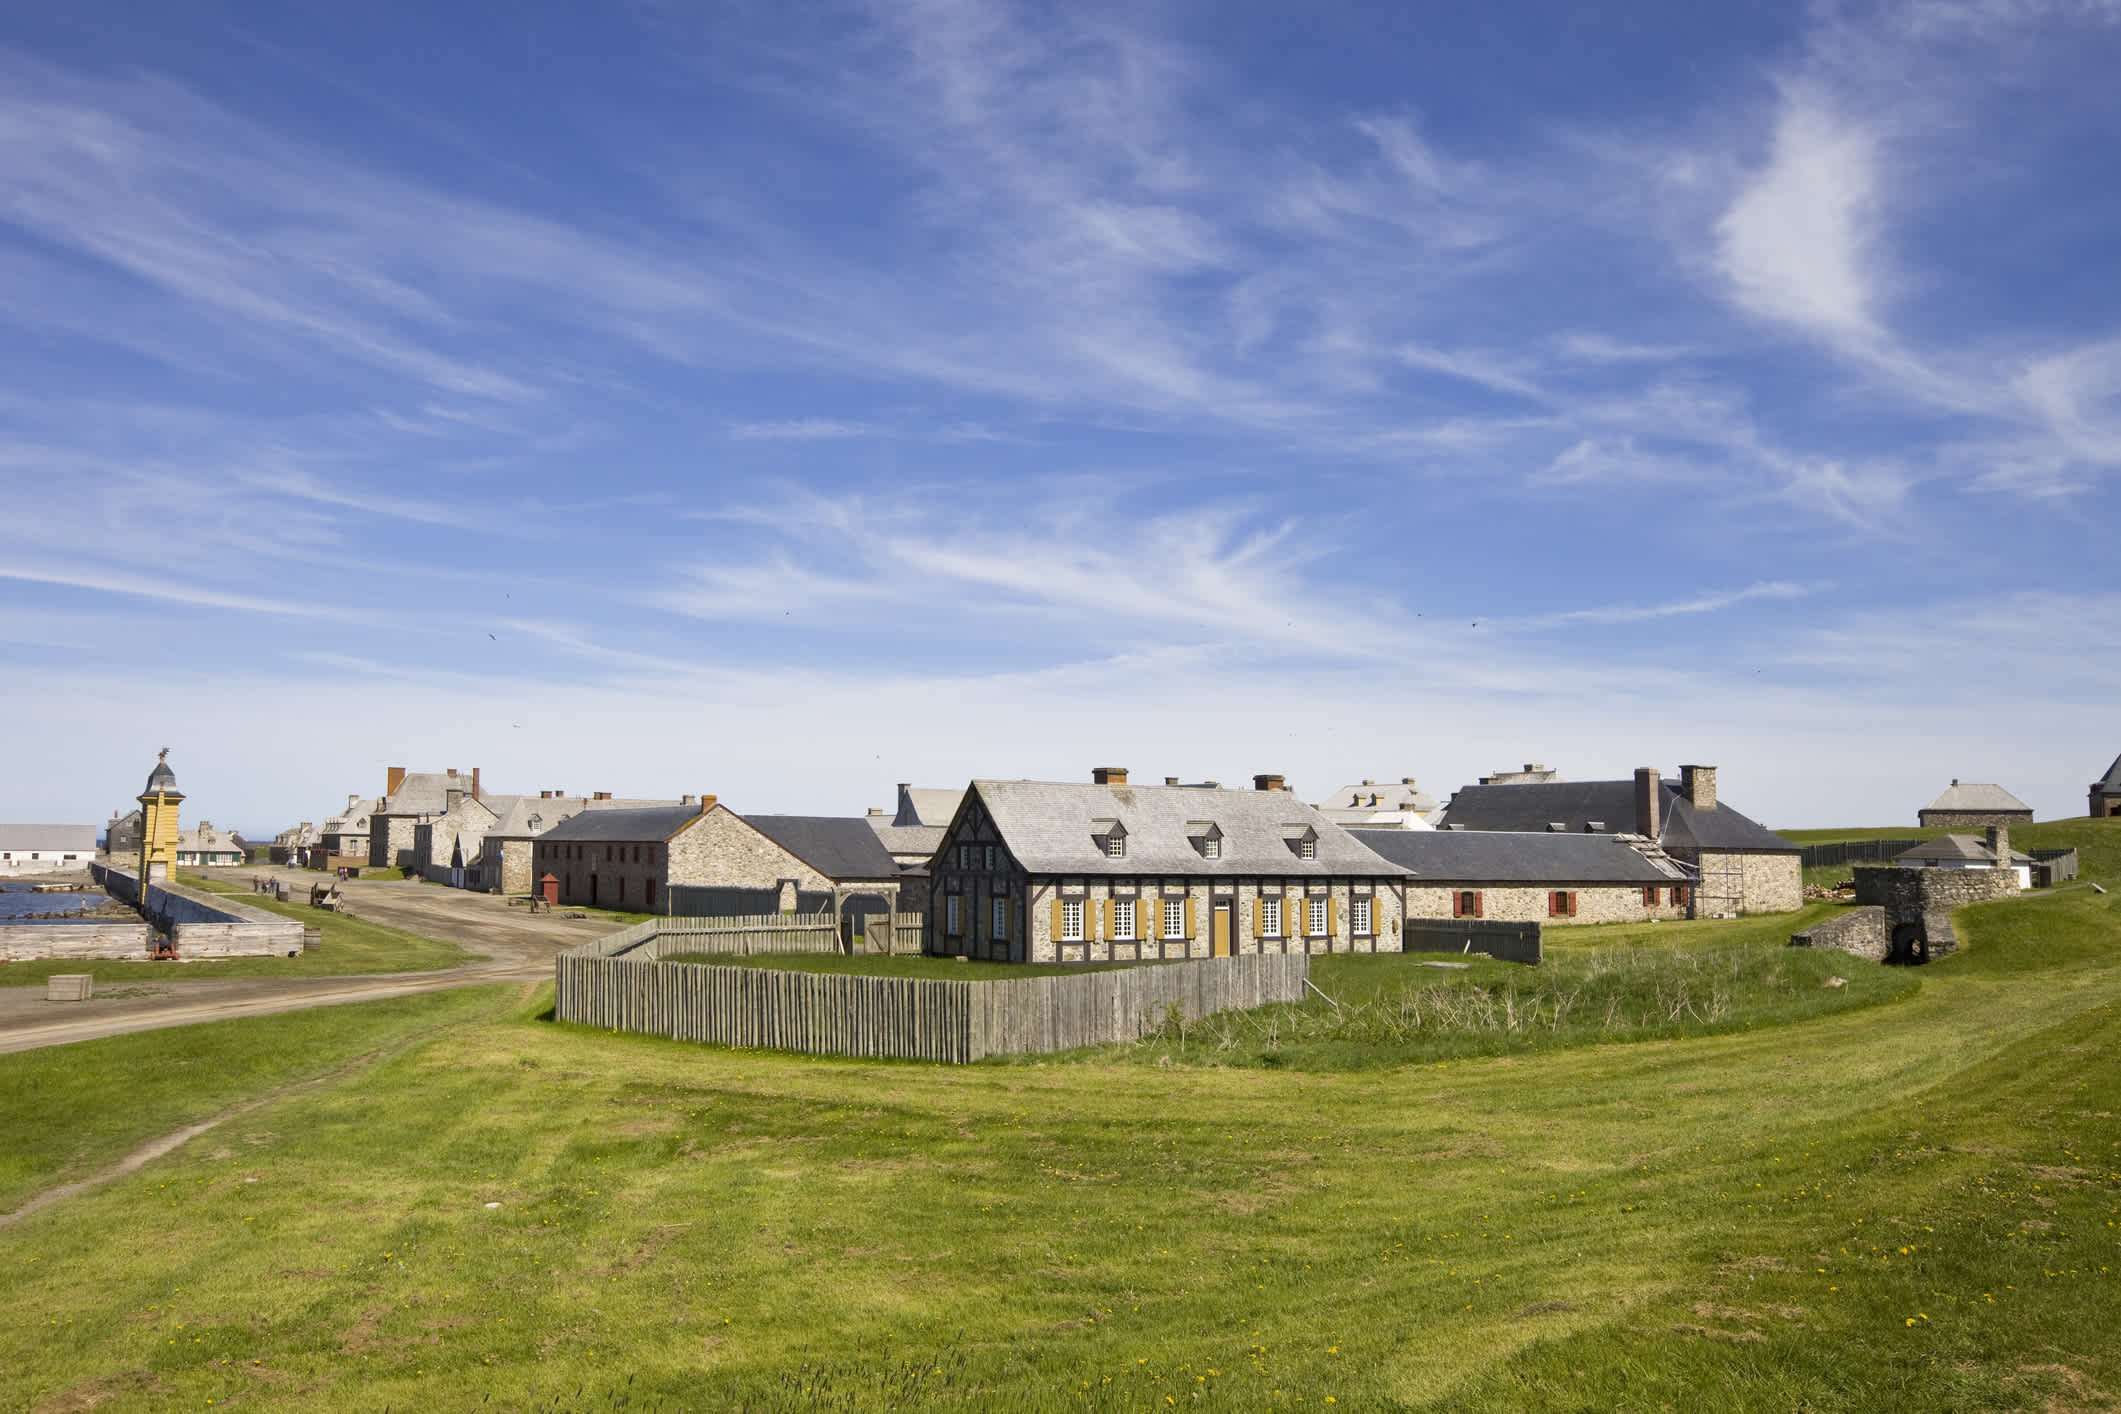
1782 815 2121 889
0 822 2117 1409
0 873 469 987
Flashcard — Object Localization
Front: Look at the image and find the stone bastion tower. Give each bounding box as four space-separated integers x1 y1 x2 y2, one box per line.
137 748 184 885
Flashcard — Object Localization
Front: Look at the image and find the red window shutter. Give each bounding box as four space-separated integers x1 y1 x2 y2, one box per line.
1568 891 1578 917
1474 891 1484 919
1452 890 1464 918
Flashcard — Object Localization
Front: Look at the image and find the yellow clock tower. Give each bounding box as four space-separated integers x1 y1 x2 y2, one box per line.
138 748 184 884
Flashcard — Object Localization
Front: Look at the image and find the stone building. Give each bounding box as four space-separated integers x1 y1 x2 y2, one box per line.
1917 780 2034 830
1351 828 1694 924
2091 754 2121 818
1314 778 1439 830
533 801 905 917
1792 853 2020 965
1893 826 2032 891
367 766 487 870
468 792 684 897
0 823 97 876
313 796 378 867
1434 764 1801 916
927 768 1413 965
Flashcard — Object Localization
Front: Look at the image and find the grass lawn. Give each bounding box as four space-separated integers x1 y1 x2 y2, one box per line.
2 889 2119 1410
0 878 472 988
667 951 1147 979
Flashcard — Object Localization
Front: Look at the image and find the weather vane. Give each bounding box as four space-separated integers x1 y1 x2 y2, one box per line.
158 746 170 762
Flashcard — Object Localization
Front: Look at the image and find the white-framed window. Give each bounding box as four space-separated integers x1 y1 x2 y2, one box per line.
1261 898 1282 937
1202 836 1220 859
992 897 1009 940
1351 897 1372 936
1061 899 1085 941
1105 833 1125 858
1114 898 1136 939
946 895 962 936
1307 897 1327 936
1298 838 1317 860
1163 898 1185 939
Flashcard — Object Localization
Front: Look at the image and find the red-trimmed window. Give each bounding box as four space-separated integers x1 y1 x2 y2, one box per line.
1453 890 1483 919
1642 885 1660 906
1549 890 1577 917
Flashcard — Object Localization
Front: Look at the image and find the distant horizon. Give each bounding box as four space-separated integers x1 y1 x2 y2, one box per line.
3 2 2116 832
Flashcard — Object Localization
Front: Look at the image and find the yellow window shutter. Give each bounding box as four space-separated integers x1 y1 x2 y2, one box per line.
1326 896 1338 938
1050 897 1063 938
1184 897 1196 939
1104 898 1115 940
1252 898 1264 938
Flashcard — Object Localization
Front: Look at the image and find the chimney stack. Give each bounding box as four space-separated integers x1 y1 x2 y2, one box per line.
1092 766 1129 786
593 791 611 801
1680 764 1718 811
447 767 457 778
1987 824 2010 866
445 788 462 812
472 766 480 801
1634 767 1661 839
699 795 716 812
386 766 407 797
1253 773 1286 792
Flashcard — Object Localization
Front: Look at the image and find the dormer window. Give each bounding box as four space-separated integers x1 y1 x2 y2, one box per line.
1093 818 1126 859
1188 821 1224 860
1282 824 1319 860
1299 838 1316 859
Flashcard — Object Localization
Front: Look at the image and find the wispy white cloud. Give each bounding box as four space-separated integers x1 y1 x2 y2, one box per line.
729 418 890 441
1515 582 1814 629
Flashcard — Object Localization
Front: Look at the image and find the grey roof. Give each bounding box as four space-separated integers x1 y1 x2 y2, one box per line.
969 780 1412 877
1318 779 1438 814
483 795 682 839
1436 778 1798 853
2097 754 2121 793
894 786 967 828
1921 782 2032 814
1352 829 1687 884
0 823 98 853
869 820 946 860
143 758 180 796
377 772 490 817
1896 835 2034 865
538 804 706 844
742 815 903 881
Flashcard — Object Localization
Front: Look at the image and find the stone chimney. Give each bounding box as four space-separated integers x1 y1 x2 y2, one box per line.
386 766 407 797
445 788 462 812
1986 824 2010 866
347 794 361 810
1165 776 1180 786
1253 773 1286 792
1680 764 1718 811
1092 766 1129 786
865 805 881 816
1634 768 1662 838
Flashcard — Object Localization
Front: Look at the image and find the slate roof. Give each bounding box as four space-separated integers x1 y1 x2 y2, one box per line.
377 773 490 817
143 758 180 796
1920 782 2032 814
483 795 682 839
2097 754 2121 793
969 780 1411 878
1351 828 1688 884
742 815 904 881
538 804 706 844
1318 780 1439 814
0 824 98 853
869 821 946 860
894 787 967 829
1895 835 2034 866
1435 778 1798 853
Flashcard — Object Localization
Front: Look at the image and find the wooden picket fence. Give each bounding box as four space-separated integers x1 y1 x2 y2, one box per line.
554 930 1307 1063
587 912 840 959
857 912 928 955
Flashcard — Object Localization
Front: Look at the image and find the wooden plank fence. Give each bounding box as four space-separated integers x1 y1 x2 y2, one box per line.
554 928 1307 1063
585 913 841 960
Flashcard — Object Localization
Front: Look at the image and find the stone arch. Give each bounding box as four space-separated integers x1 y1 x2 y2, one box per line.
1888 922 1929 966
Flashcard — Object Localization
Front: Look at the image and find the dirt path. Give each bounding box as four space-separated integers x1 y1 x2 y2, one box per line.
0 996 525 1228
0 874 622 1055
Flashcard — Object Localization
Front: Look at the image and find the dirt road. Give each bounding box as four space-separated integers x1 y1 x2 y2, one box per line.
0 874 623 1055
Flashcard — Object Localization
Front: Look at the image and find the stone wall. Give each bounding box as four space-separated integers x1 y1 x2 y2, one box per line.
1788 907 1889 962
1403 882 1688 925
1919 809 2035 829
370 816 421 870
91 862 304 957
1854 863 2018 912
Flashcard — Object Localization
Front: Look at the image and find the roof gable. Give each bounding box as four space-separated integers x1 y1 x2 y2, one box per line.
1921 782 2032 813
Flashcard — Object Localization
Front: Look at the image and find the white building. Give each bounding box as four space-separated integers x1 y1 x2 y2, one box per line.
0 824 98 875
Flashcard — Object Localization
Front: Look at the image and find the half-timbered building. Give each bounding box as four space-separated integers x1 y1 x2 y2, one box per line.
927 768 1414 965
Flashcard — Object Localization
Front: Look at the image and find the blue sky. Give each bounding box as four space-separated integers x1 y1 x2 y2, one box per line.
3 0 2118 836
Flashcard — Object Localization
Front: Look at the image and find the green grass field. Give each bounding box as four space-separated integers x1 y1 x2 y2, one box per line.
2 844 2118 1409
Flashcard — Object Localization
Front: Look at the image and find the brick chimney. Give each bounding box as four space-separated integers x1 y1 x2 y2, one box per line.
1986 824 2010 865
1680 764 1718 811
1634 767 1661 838
1253 773 1286 792
699 795 716 811
471 766 480 801
1092 766 1129 786
447 767 457 778
386 766 406 797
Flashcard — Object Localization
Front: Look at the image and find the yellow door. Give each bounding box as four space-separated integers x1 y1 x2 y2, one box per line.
1212 903 1232 957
